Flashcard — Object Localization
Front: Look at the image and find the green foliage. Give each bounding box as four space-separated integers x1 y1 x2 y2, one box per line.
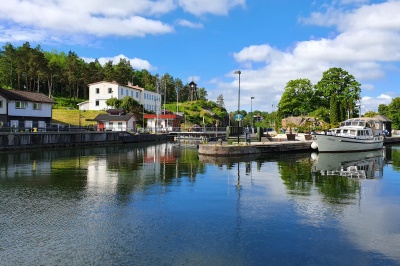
106 98 122 108
330 93 340 126
389 97 400 129
120 96 141 112
363 110 378 117
163 99 227 127
0 42 208 104
310 107 330 123
279 78 315 117
378 104 389 117
52 96 85 109
315 67 361 123
277 68 361 124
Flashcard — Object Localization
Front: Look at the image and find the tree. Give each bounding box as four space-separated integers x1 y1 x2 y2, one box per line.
103 60 115 82
389 97 400 129
310 107 330 124
315 68 361 123
216 94 224 107
278 78 315 117
106 98 121 108
197 87 208 100
0 43 17 88
363 110 378 117
378 104 389 117
120 96 141 113
329 93 340 126
114 58 133 85
28 45 48 93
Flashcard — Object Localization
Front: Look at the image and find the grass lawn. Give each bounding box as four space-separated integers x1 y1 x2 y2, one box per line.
52 109 105 126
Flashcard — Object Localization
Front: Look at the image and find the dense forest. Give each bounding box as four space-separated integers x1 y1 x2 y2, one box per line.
0 42 208 105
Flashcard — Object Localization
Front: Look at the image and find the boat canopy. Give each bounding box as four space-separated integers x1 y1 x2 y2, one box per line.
339 118 382 129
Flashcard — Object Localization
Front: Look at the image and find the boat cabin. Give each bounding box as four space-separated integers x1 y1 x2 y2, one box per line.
328 118 385 138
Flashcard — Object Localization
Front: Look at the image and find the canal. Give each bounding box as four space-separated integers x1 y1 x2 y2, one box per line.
1 143 400 265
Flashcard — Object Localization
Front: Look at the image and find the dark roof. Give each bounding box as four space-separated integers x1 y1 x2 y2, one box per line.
0 88 57 104
106 108 126 115
93 113 136 122
374 114 392 122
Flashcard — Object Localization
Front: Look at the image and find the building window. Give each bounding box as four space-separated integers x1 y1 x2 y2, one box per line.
118 122 123 127
131 91 133 97
96 88 100 94
0 100 3 108
15 101 26 109
108 88 112 93
121 88 123 95
95 100 99 106
33 103 42 110
109 122 113 127
136 92 139 98
126 89 128 96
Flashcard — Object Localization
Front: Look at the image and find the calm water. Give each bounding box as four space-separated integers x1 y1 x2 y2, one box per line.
1 143 400 266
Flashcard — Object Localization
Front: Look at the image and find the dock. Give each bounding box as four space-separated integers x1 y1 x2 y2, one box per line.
198 140 314 156
198 134 400 157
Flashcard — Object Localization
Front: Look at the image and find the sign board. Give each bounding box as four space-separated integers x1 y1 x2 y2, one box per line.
235 114 243 121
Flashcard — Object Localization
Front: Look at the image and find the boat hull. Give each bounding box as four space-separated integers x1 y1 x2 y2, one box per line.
314 134 384 152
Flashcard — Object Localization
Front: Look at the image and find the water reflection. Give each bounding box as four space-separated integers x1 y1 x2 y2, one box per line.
1 144 400 265
311 149 385 179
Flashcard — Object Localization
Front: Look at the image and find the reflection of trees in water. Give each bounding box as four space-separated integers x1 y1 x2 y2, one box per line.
387 145 400 171
277 154 361 204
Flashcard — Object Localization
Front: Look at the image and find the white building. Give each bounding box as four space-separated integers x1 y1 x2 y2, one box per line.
93 109 138 131
80 81 162 112
0 88 57 130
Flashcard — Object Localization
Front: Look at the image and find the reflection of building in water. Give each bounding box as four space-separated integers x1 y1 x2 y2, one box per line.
312 149 385 179
86 143 180 193
0 160 51 178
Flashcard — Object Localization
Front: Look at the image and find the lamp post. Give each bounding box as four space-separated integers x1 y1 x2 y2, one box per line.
234 70 241 143
251 96 254 129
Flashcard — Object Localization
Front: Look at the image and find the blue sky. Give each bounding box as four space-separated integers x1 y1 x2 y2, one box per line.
1 0 399 114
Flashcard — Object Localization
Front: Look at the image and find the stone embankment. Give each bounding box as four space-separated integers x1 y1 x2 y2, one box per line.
0 131 167 151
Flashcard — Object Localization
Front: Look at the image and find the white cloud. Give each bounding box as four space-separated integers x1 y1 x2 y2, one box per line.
0 0 175 38
222 1 400 113
0 0 244 43
233 45 282 63
177 0 245 16
176 19 203 29
82 54 155 71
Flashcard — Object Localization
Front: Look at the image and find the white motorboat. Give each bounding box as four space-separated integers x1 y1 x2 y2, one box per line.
311 118 385 152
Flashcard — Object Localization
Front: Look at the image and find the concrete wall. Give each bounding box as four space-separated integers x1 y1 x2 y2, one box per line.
0 132 121 151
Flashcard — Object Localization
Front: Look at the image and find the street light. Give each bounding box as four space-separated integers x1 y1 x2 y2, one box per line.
251 96 254 128
234 70 241 143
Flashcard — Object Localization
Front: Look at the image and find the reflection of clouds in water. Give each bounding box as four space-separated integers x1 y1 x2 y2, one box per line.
288 178 400 261
341 181 400 261
292 195 347 227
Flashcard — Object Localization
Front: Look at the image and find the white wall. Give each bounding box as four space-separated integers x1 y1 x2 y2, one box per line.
88 82 161 112
7 101 53 117
88 83 119 110
104 117 136 131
